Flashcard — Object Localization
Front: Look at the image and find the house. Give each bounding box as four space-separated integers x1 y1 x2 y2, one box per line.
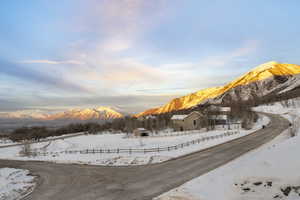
133 128 151 137
171 111 204 131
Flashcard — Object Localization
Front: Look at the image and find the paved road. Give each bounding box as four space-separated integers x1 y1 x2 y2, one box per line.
0 113 289 200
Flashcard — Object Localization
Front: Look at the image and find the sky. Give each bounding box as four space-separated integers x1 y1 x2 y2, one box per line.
1 0 300 114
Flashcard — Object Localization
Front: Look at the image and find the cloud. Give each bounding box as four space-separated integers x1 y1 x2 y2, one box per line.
60 40 259 97
72 0 167 53
100 39 132 52
100 58 166 85
196 40 260 68
21 59 84 65
0 59 90 93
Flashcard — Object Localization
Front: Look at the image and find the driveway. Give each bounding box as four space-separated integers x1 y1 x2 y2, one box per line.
0 113 289 200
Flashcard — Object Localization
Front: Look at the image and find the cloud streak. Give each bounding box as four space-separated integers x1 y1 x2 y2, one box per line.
196 40 260 68
21 59 83 65
0 59 89 93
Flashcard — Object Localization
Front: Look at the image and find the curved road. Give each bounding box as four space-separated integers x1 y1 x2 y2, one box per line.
0 113 289 200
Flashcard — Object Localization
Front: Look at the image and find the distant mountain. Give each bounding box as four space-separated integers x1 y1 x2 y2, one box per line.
0 107 123 121
45 107 123 120
136 61 300 117
0 110 49 119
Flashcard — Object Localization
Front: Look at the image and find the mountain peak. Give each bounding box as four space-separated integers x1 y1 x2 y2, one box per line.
46 106 123 120
252 61 279 71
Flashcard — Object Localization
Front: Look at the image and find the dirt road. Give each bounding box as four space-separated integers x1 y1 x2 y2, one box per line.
0 113 289 200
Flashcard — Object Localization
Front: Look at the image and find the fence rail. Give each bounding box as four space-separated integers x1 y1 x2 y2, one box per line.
125 129 207 139
28 131 239 156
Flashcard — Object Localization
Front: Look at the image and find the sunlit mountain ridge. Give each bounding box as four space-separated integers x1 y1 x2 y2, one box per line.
136 61 300 117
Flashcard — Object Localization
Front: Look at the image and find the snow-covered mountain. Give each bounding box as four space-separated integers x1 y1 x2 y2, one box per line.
136 61 300 117
0 107 123 121
45 106 123 120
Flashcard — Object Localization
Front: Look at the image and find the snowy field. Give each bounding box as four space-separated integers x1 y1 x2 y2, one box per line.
155 99 300 200
0 116 268 166
0 132 85 148
0 168 36 200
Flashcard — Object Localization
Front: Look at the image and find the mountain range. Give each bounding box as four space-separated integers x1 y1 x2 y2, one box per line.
136 61 300 117
0 107 123 121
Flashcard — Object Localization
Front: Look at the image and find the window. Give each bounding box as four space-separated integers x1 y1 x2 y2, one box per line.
193 120 196 126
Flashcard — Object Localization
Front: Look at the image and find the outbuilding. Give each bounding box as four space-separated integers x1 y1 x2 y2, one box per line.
133 128 151 137
208 114 241 130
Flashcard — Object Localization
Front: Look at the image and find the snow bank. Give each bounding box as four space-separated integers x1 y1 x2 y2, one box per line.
156 131 300 200
0 168 36 200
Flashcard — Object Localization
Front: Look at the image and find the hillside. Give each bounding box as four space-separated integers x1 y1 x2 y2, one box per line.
136 61 300 117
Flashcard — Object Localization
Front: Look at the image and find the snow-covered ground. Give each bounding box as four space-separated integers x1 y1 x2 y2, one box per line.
0 132 85 148
0 139 17 147
0 116 269 166
0 168 36 200
155 99 300 200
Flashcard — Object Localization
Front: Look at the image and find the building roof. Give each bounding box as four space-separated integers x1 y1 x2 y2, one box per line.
135 128 147 131
171 115 188 120
209 114 228 120
137 115 156 121
171 111 202 120
219 107 231 112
